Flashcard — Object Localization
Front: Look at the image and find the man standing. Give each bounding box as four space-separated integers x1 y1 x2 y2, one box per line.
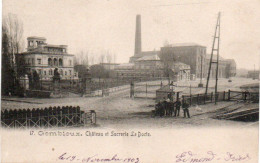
182 101 190 118
175 100 181 117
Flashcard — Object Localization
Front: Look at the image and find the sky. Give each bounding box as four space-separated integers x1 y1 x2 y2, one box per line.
3 0 260 69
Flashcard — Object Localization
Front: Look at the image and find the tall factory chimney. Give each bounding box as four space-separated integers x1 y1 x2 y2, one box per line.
134 15 142 56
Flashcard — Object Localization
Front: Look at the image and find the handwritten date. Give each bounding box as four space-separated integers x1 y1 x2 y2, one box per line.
58 152 139 163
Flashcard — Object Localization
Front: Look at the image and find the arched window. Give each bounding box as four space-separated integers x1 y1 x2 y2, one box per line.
60 69 63 75
48 58 52 66
49 69 53 75
59 58 63 67
69 60 72 66
54 58 58 66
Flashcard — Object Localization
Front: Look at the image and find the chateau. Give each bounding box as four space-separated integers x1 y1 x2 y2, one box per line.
18 36 77 80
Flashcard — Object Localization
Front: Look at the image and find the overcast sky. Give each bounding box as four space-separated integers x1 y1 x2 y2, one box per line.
3 0 260 69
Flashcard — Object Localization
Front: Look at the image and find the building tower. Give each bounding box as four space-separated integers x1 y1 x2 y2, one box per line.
134 15 142 56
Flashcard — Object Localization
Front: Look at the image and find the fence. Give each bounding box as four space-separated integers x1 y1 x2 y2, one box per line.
182 90 259 105
132 81 168 99
1 106 96 129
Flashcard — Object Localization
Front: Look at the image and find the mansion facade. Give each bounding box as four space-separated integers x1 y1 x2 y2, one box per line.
17 36 77 80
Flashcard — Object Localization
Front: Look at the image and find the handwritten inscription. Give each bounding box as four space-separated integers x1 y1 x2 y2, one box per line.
176 151 250 162
58 152 140 163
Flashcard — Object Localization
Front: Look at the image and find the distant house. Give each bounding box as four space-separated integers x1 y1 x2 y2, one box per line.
74 64 90 79
247 70 259 79
115 54 190 81
114 63 135 79
100 63 120 70
169 62 191 81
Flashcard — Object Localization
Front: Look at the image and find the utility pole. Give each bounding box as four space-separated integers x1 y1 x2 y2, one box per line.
205 12 221 105
198 56 203 87
253 64 255 80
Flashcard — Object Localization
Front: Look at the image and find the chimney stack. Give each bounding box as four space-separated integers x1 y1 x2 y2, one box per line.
134 15 142 56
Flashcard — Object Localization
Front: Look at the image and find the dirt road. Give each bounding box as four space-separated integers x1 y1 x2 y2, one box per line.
1 78 258 129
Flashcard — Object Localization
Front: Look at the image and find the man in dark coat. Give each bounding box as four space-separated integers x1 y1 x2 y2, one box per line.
182 101 190 118
174 100 181 117
161 98 168 116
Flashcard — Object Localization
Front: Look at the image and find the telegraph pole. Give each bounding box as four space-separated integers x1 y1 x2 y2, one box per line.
253 64 255 80
215 12 221 104
198 56 203 87
205 12 221 105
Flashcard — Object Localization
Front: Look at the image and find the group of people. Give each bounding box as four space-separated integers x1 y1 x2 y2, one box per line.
154 98 190 118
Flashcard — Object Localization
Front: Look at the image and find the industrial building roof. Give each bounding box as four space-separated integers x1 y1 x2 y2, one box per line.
114 63 135 69
136 54 160 61
27 36 46 40
136 51 160 57
167 42 206 47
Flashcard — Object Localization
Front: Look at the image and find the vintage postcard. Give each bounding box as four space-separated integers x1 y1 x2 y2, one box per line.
1 0 259 162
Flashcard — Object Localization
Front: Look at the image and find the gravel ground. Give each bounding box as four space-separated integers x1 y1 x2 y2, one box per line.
1 78 258 129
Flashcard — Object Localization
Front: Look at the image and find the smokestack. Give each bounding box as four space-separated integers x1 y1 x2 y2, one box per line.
134 15 142 56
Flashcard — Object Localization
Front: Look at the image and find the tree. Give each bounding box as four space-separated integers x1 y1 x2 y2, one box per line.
163 40 170 47
75 50 89 67
106 51 112 64
89 64 109 78
106 51 112 70
160 51 177 83
2 13 24 95
3 13 24 68
113 53 117 63
99 54 105 64
89 55 95 65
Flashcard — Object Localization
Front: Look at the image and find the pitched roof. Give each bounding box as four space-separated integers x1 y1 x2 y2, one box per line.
173 62 190 67
167 42 205 47
27 36 46 40
135 51 160 58
115 63 134 69
136 54 160 61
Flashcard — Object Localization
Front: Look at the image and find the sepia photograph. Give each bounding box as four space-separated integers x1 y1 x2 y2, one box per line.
1 0 259 162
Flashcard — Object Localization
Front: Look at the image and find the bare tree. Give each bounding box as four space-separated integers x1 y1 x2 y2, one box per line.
75 50 89 66
113 53 117 63
99 54 105 64
2 13 24 95
3 13 24 68
163 39 170 47
84 50 89 66
105 50 113 70
89 54 95 65
106 51 112 63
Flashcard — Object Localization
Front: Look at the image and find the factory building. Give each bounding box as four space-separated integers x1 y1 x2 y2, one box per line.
117 14 236 81
205 55 236 78
160 43 207 79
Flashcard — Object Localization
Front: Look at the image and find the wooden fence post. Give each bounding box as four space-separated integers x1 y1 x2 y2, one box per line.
204 93 206 104
211 92 213 102
197 94 200 104
146 83 147 98
90 110 96 124
215 92 218 103
228 89 231 101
